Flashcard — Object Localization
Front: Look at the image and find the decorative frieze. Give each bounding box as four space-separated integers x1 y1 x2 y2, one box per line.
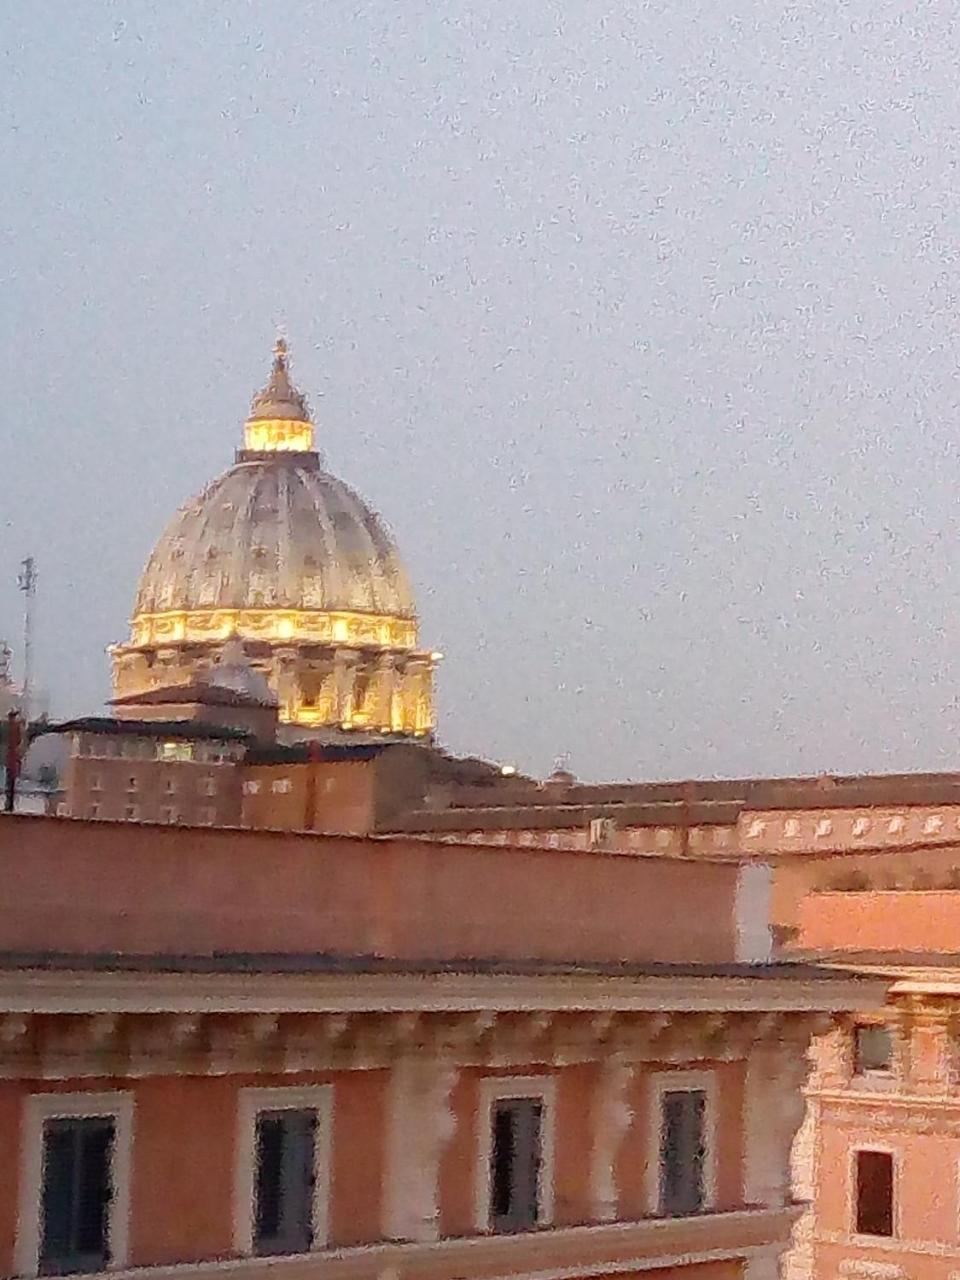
0 1008 834 1081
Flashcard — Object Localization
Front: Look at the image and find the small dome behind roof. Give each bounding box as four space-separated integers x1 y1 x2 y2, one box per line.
204 638 277 705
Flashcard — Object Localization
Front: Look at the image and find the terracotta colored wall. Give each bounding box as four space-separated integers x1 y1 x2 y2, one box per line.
618 1071 651 1220
440 1060 746 1237
814 1104 960 1280
241 762 378 834
65 757 241 828
329 1070 387 1246
440 1069 479 1236
0 1082 22 1274
1 1070 388 1269
132 1077 236 1264
554 1063 596 1226
0 816 741 964
771 846 960 944
440 1064 555 1237
714 1060 745 1210
796 890 960 955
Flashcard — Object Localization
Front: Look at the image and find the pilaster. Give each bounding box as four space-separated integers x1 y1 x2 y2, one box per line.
743 1027 812 1210
589 1054 635 1222
382 1050 460 1242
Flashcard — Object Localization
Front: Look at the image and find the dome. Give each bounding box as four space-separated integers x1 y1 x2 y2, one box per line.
134 458 414 618
112 339 437 739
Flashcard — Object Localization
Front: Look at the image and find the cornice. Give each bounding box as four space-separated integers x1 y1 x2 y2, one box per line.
0 966 888 1016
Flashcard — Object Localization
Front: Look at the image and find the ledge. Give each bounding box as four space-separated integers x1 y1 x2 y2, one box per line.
95 1207 799 1280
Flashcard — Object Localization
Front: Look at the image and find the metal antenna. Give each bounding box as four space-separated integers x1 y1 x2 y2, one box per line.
17 557 37 724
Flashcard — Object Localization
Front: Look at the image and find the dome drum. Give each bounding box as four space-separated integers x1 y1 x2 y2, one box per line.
111 341 437 740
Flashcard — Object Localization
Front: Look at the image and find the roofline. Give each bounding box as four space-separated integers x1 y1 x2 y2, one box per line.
0 962 888 1016
49 719 251 741
0 812 750 864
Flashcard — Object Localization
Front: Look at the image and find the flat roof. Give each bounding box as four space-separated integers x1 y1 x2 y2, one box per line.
51 718 250 742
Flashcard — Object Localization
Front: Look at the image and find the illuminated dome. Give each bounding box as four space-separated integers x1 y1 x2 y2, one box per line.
133 454 415 618
111 341 437 739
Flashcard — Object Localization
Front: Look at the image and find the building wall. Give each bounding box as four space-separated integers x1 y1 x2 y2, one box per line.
0 1053 774 1279
797 888 960 955
241 760 378 833
0 817 743 965
62 740 243 828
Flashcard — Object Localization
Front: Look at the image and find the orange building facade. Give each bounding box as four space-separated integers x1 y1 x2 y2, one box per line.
0 813 879 1280
720 782 960 1280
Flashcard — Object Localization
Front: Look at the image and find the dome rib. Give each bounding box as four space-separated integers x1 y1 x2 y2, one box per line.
133 458 415 620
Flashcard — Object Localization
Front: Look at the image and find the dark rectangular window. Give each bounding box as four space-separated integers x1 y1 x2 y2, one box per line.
490 1098 543 1232
854 1025 892 1075
855 1150 894 1237
40 1116 115 1275
254 1109 316 1255
660 1089 706 1217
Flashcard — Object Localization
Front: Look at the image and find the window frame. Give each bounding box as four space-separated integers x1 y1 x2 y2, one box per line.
852 1023 893 1078
16 1092 135 1278
851 1145 898 1240
473 1076 556 1233
646 1069 718 1217
234 1086 333 1257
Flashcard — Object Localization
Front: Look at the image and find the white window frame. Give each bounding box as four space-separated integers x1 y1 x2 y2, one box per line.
850 1144 899 1241
474 1075 556 1233
234 1086 333 1256
646 1069 719 1216
16 1091 135 1277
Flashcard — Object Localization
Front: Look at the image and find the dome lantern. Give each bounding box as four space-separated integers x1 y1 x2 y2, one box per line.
241 338 315 457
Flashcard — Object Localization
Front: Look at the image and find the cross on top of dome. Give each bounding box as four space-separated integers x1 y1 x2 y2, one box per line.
247 336 312 425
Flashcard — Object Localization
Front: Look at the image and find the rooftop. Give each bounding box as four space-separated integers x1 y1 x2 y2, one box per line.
51 717 250 741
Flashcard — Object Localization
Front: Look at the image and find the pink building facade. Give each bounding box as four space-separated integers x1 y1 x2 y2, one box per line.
0 813 879 1280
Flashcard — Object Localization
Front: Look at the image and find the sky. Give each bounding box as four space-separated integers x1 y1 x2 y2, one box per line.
3 0 960 782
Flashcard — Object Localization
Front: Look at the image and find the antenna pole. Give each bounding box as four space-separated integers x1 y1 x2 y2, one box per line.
17 557 37 725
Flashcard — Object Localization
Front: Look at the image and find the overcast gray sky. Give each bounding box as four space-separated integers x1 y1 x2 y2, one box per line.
3 0 960 782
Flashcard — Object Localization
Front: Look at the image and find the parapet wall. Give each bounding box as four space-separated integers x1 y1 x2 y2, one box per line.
795 889 960 957
0 815 743 965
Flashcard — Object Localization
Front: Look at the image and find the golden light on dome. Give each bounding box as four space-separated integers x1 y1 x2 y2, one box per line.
243 418 314 454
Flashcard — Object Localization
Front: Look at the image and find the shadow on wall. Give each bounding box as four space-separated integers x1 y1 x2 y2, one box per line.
816 866 960 892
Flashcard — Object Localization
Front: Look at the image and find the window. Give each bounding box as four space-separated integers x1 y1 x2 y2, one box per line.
87 805 100 821
647 1072 716 1218
123 806 139 822
475 1078 555 1233
854 1025 892 1075
659 1090 706 1216
271 778 292 794
855 1150 894 1237
39 1117 114 1274
201 777 216 797
243 780 261 795
160 807 178 825
159 742 193 762
164 777 178 795
490 1098 542 1231
16 1093 134 1278
200 807 216 826
235 1088 332 1257
89 775 101 793
254 1110 317 1254
126 777 137 793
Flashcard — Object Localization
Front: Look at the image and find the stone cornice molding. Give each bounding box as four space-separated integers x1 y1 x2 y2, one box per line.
0 967 887 1016
0 1006 852 1080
